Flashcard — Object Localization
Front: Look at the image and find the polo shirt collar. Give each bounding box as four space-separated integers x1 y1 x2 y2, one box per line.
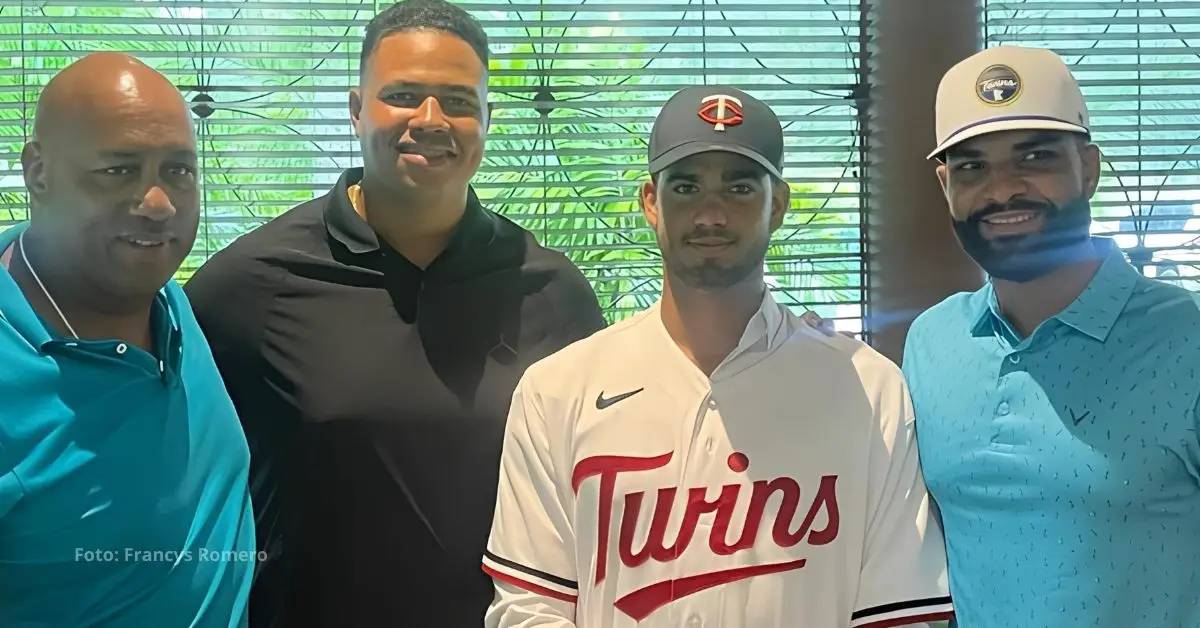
323 167 497 257
969 237 1138 342
1054 238 1139 341
0 221 185 370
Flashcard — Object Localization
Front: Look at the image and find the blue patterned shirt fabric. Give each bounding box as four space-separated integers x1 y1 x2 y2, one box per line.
902 238 1200 628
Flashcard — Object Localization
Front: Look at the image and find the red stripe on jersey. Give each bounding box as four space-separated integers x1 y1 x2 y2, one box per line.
857 610 956 628
482 563 579 605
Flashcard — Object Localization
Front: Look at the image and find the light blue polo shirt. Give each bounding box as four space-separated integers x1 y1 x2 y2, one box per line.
0 223 255 627
902 238 1200 628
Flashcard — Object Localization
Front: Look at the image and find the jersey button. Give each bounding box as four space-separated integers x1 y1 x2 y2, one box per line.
1008 353 1021 364
115 343 128 355
997 402 1010 416
686 614 702 628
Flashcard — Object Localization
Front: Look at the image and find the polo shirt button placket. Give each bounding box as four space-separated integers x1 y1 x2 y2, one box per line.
993 356 1017 444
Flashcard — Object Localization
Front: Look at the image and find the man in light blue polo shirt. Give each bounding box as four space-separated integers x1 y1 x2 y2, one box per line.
0 52 254 626
904 46 1200 627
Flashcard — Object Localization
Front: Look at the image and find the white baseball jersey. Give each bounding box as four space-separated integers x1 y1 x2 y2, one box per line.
482 292 953 628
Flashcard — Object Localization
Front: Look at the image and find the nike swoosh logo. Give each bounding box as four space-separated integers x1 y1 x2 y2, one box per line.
595 388 644 410
614 559 807 621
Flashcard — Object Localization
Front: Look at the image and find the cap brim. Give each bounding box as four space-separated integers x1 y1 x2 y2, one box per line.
927 117 1089 160
649 141 783 179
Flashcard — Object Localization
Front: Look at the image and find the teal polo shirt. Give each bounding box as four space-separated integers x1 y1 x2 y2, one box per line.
902 238 1200 628
0 223 255 627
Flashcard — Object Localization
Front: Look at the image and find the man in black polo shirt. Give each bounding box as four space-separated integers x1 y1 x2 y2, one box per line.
184 1 606 625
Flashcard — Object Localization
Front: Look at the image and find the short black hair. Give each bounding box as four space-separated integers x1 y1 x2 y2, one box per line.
361 0 489 74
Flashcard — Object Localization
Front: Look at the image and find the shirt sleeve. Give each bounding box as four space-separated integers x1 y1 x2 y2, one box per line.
482 374 579 627
0 325 26 519
851 369 954 628
183 247 291 619
543 252 607 349
1190 294 1200 452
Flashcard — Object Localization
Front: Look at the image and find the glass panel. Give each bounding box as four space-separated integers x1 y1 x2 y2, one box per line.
985 0 1200 292
0 0 867 325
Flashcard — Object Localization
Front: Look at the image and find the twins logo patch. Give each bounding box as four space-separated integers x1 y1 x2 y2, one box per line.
976 64 1022 106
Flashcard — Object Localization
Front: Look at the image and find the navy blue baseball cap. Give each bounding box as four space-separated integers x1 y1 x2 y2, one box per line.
648 85 785 179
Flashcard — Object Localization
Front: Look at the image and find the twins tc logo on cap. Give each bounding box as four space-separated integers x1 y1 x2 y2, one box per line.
976 64 1022 106
698 94 744 131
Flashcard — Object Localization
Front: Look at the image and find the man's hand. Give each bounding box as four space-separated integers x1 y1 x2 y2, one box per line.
799 311 855 338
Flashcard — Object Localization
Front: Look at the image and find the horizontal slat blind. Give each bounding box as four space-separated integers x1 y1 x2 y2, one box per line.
985 0 1200 292
0 0 371 285
0 0 867 329
469 1 866 330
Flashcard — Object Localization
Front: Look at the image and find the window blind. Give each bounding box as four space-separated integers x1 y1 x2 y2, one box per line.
0 0 867 328
985 0 1200 291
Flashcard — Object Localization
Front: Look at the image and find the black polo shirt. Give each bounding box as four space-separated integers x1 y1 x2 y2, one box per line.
184 168 606 627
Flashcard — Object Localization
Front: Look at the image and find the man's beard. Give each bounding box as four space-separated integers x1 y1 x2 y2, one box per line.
664 229 769 291
952 195 1093 283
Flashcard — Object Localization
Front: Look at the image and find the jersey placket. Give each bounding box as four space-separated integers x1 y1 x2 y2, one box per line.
648 308 767 627
679 391 727 628
666 348 756 627
659 376 715 626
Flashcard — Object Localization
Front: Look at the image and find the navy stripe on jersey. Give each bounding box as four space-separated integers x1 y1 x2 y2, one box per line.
482 551 578 605
852 595 953 619
851 595 954 628
483 550 578 590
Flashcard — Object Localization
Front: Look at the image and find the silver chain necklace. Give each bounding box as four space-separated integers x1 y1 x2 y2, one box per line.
17 230 80 339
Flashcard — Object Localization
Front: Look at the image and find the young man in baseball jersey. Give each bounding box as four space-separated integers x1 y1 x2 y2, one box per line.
807 46 1200 628
480 86 955 628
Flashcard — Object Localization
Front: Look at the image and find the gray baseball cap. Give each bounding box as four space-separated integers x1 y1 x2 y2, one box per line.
648 85 785 179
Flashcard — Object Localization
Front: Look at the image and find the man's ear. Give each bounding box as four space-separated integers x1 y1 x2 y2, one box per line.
21 141 47 201
935 163 951 201
349 88 363 138
769 177 790 232
1081 142 1102 198
640 178 660 231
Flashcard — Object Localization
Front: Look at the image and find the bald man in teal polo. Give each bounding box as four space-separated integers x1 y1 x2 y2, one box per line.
0 53 253 626
807 45 1200 628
